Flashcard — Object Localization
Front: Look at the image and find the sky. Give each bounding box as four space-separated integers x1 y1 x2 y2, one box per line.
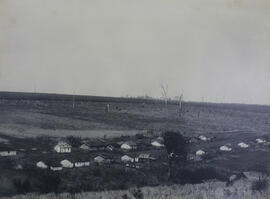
0 0 270 104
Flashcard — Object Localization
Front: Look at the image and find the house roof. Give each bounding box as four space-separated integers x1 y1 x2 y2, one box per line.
94 155 105 162
151 139 164 144
55 142 71 148
121 155 132 159
80 144 90 150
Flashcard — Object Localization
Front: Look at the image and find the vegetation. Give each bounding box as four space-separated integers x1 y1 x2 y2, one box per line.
163 131 188 180
2 177 270 199
12 179 31 194
66 136 82 148
251 178 269 193
1 93 270 198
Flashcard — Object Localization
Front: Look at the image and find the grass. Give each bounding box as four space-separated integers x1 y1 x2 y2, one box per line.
1 96 270 198
2 178 270 199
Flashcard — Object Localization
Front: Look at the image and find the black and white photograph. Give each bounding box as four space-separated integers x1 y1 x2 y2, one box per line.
0 0 270 198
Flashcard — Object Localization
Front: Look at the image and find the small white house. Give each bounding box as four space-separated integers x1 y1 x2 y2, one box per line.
36 161 48 169
54 142 72 153
196 150 205 156
60 159 74 168
75 162 84 168
256 138 266 144
80 144 90 150
138 153 151 159
121 155 133 163
121 142 137 150
198 135 209 141
151 140 164 148
75 161 90 167
138 153 155 162
0 150 16 157
94 155 105 163
0 146 17 157
238 142 249 148
220 145 232 151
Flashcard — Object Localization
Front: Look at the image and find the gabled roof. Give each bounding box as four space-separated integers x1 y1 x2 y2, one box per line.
80 144 90 150
55 142 71 148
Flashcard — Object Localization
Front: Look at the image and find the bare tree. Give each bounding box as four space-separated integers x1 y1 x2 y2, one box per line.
178 93 183 117
160 83 169 105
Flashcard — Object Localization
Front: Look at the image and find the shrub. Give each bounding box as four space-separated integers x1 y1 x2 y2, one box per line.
130 188 144 199
36 173 61 193
251 178 269 193
12 178 31 194
66 136 82 147
163 131 188 163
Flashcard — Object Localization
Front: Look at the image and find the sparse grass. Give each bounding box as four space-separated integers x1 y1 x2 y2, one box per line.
2 178 270 199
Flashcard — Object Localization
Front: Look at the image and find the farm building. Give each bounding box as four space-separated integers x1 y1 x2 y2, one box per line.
0 146 17 157
60 159 74 168
220 145 232 151
36 161 48 169
121 141 137 150
151 140 164 147
138 153 155 161
80 144 90 150
94 155 105 163
54 142 72 153
75 161 90 167
196 150 205 156
121 155 133 163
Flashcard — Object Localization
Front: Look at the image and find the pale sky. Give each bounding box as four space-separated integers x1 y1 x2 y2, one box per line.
0 0 270 104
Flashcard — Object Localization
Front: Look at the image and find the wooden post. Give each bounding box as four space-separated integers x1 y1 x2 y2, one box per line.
72 94 75 109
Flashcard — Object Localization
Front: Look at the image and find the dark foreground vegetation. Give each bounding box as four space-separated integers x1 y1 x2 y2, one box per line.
0 131 232 197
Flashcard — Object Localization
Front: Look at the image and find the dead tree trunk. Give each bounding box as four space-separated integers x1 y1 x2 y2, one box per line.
178 94 183 117
160 84 169 106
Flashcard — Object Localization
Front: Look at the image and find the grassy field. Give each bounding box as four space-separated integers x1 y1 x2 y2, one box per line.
0 92 270 198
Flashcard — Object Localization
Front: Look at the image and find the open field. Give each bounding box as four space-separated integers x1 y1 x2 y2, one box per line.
0 92 270 198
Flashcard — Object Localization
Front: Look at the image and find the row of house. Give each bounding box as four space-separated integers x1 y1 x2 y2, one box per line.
0 136 164 157
53 137 164 154
36 152 156 171
121 153 155 163
36 154 112 171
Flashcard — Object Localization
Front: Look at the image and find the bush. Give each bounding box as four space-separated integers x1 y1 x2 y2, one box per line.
163 131 188 162
66 136 82 147
251 178 269 193
130 188 144 199
36 173 61 193
13 178 31 194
